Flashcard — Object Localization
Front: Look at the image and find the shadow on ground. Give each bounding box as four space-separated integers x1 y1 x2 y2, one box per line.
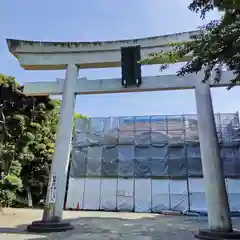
0 214 213 240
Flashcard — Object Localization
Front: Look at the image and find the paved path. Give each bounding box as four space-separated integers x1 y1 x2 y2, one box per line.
0 208 239 239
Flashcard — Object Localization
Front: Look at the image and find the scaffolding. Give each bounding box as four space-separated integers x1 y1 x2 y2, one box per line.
70 112 240 178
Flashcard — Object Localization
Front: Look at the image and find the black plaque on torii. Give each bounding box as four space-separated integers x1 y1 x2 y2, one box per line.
121 45 142 88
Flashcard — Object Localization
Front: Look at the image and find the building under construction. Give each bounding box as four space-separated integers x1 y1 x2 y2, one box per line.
66 112 240 213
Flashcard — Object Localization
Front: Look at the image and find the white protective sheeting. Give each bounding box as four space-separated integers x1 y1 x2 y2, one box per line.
188 178 231 213
226 179 240 212
117 179 134 211
134 179 152 212
151 179 170 212
66 178 85 209
188 178 207 212
100 178 117 210
169 180 189 211
83 178 101 210
66 177 240 213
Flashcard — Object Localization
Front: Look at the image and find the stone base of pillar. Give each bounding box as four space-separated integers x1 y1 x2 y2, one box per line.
26 220 74 233
195 229 240 239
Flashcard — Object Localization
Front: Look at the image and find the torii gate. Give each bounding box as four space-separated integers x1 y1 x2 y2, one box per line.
6 31 237 237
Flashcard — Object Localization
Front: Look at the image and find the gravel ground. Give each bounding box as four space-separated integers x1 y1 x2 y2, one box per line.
0 208 240 240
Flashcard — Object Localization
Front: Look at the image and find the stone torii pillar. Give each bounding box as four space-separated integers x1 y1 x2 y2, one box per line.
194 79 235 239
27 64 79 232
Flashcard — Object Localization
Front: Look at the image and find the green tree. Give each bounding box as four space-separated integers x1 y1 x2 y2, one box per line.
18 100 60 206
0 74 58 206
0 175 23 207
141 0 240 88
0 74 87 207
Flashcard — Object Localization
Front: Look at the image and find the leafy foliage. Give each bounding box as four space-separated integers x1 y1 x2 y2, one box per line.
141 0 240 88
0 74 87 207
0 175 23 207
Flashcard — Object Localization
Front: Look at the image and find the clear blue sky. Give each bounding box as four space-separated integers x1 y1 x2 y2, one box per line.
0 0 239 117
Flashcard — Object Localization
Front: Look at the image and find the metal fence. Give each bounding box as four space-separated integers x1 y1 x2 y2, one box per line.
70 113 240 178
